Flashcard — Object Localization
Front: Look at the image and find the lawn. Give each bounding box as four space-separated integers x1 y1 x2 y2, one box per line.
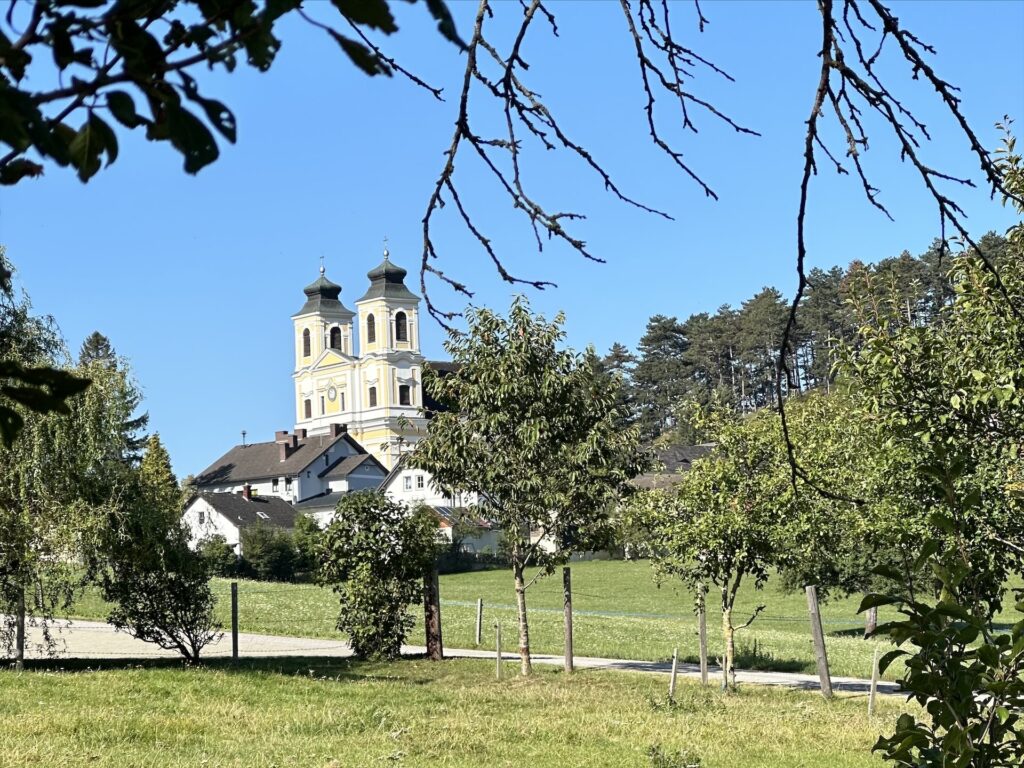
69 559 907 680
0 657 910 768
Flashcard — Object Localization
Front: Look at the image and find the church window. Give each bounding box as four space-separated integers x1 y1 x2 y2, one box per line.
395 311 408 342
329 326 342 350
367 314 376 343
302 328 311 357
399 384 411 405
339 392 345 411
416 475 425 489
403 476 412 491
303 399 312 419
368 386 377 407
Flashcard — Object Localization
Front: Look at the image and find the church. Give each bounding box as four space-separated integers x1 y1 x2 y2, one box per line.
182 248 492 552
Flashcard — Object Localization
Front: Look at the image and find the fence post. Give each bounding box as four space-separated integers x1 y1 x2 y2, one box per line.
668 647 679 702
563 566 574 674
475 598 483 646
868 645 880 716
698 589 709 686
423 567 444 661
864 605 878 639
14 588 25 671
230 581 239 662
495 623 503 680
805 585 833 699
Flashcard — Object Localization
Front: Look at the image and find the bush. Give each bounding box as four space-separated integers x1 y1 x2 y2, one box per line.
319 492 439 660
197 534 240 577
240 524 296 581
292 513 322 580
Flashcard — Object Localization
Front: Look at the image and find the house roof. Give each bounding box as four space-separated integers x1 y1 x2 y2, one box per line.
292 490 340 512
198 493 299 530
319 452 385 480
378 453 409 493
632 443 715 490
195 432 357 486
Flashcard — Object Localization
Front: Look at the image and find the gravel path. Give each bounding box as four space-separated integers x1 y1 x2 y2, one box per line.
20 618 900 695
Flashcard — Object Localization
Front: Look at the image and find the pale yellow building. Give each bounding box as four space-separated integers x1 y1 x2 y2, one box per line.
291 250 428 468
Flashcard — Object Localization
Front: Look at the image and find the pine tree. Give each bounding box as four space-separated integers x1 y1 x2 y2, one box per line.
139 434 180 520
76 332 149 464
78 331 115 367
633 315 690 440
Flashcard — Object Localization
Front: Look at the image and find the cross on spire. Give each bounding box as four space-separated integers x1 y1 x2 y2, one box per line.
319 254 325 276
382 235 389 261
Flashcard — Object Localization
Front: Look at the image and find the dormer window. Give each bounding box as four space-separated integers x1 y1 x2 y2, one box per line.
329 326 342 350
367 314 376 343
395 311 408 342
302 328 311 357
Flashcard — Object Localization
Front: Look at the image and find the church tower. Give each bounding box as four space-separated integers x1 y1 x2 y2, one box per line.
291 250 427 469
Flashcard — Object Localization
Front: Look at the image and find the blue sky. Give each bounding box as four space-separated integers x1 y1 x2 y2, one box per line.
2 1 1022 475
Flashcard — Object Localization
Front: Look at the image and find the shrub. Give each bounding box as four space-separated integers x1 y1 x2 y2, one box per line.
292 513 322 580
240 524 296 581
319 492 439 660
197 534 240 577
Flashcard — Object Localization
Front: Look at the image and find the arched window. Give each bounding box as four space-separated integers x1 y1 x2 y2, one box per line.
366 314 376 343
368 386 377 408
399 384 411 405
302 328 311 357
395 311 408 342
303 399 312 419
329 326 342 350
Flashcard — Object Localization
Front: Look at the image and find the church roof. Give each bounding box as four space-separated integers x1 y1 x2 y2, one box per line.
293 268 354 317
195 432 357 486
197 493 299 530
356 250 419 302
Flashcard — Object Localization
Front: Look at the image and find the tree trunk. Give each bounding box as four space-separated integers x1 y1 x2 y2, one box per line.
864 605 878 638
512 562 532 676
15 588 25 671
722 604 736 690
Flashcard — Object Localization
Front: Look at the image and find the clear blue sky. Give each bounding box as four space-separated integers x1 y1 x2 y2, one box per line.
2 1 1022 475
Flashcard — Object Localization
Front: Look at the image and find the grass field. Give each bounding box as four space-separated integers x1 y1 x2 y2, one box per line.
0 657 910 767
70 559 908 680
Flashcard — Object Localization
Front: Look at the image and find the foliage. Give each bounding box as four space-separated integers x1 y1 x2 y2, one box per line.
78 332 149 464
411 296 648 673
292 513 322 580
197 535 240 578
240 524 296 582
101 434 219 662
319 492 439 660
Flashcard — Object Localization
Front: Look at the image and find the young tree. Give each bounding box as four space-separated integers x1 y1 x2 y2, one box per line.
411 297 647 674
319 491 439 660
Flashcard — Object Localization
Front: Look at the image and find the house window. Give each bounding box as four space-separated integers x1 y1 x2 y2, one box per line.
399 384 411 405
198 510 205 524
303 399 312 419
302 328 311 357
368 386 377 407
416 475 425 489
403 476 412 491
395 311 408 342
366 314 376 343
329 326 342 350
272 478 279 492
306 471 311 478
324 454 330 467
285 477 292 491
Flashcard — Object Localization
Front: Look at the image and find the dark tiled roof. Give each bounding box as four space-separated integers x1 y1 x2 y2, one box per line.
293 270 354 317
378 453 408 492
356 256 418 302
319 452 385 480
292 490 339 512
632 443 715 490
195 433 354 486
199 493 298 530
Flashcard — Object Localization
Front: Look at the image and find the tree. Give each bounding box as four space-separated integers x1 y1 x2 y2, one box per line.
197 534 240 578
633 315 690 441
78 332 149 463
100 433 220 662
292 513 322 580
411 297 647 674
240 524 296 582
78 331 114 366
319 491 439 661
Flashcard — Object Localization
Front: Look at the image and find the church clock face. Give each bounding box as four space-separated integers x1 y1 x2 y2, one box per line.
327 386 337 402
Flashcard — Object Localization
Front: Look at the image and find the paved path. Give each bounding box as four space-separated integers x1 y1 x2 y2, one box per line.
21 619 900 695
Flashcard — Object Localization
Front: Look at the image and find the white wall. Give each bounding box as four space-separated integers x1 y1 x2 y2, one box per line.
183 497 241 551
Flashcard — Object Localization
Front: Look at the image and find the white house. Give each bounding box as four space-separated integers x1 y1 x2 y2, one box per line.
183 489 300 553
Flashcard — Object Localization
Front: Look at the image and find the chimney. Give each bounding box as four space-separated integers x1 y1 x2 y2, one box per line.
278 436 297 461
274 430 290 442
294 428 307 440
242 483 252 501
329 423 347 438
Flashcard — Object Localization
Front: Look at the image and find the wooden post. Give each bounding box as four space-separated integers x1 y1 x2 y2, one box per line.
423 567 444 661
495 623 503 680
864 605 878 639
698 593 709 687
668 647 679 702
14 588 25 671
868 645 880 716
475 598 483 646
230 581 239 661
562 566 574 674
805 585 833 699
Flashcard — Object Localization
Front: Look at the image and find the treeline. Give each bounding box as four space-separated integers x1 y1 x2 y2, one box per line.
600 231 1011 443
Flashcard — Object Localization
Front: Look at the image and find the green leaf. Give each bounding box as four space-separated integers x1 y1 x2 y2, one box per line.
107 91 145 128
330 0 398 34
858 593 900 613
327 31 392 77
0 158 44 185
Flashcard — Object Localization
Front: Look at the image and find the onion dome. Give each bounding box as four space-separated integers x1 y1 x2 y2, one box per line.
293 265 353 316
357 247 419 302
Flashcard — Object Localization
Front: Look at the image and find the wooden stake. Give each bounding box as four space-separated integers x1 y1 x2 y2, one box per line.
230 581 239 662
668 647 679 702
698 594 709 686
495 622 503 680
563 566 574 674
805 585 833 699
14 589 25 671
475 598 483 646
868 645 880 717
